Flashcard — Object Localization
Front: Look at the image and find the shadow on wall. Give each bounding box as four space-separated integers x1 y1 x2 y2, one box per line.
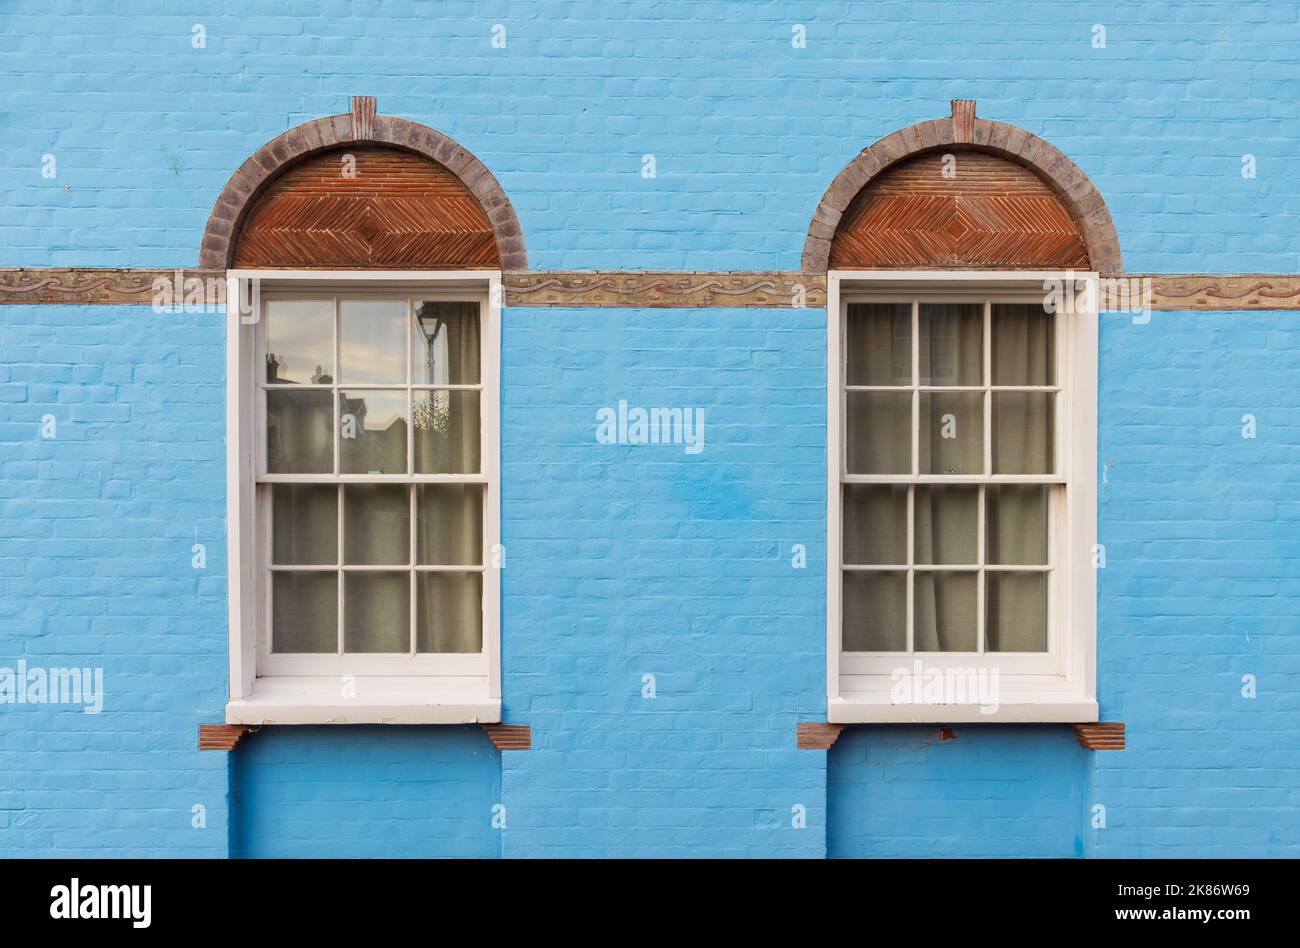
827 725 1090 858
230 725 501 858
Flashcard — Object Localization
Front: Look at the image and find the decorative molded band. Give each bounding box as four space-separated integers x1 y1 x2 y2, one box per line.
5 268 1300 311
504 271 827 308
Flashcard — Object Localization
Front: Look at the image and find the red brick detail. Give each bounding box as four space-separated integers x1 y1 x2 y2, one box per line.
951 99 976 143
232 147 500 269
828 151 1090 270
1072 722 1126 751
200 98 526 270
797 723 845 750
802 110 1122 274
199 724 253 751
351 96 376 140
480 723 532 751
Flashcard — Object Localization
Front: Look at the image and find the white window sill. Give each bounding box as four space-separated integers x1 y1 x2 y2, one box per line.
829 689 1098 724
833 667 1097 724
226 676 501 725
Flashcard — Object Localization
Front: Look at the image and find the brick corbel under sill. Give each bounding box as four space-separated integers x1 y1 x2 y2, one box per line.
796 721 1125 751
198 722 532 751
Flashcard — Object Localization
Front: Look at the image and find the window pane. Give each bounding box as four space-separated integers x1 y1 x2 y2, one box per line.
266 299 333 385
842 570 906 651
842 485 907 565
340 299 408 384
919 392 982 475
992 392 1054 474
344 572 409 653
846 303 910 386
339 389 408 475
914 485 978 565
272 572 337 653
416 572 482 653
987 486 1049 565
413 302 481 385
919 303 982 385
992 304 1054 386
413 391 481 474
267 390 334 474
986 571 1048 652
417 485 483 565
343 485 409 565
272 485 337 565
845 391 910 475
914 572 978 651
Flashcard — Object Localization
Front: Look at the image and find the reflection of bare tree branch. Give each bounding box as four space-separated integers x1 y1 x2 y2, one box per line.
412 397 451 435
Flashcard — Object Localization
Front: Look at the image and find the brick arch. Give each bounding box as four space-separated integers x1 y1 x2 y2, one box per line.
200 97 526 270
802 101 1122 274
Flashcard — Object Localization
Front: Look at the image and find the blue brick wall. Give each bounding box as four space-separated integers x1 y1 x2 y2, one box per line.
500 308 827 857
3 1 1300 272
230 726 501 858
1090 311 1300 857
4 2 1300 859
0 304 229 856
827 312 1300 858
828 726 1089 858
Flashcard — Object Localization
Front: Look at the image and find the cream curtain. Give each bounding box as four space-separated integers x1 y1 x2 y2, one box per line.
414 303 481 474
416 485 484 653
269 299 484 657
842 302 1053 654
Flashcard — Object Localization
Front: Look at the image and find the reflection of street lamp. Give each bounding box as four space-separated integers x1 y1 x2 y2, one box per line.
415 303 447 384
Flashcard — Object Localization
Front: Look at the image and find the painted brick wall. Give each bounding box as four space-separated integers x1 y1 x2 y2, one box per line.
500 308 827 857
827 312 1300 858
3 1 1300 272
4 3 1300 859
828 726 1089 858
230 726 501 858
1090 310 1300 857
0 304 229 856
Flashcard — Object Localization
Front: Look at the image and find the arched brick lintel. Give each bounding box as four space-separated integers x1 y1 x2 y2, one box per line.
200 103 527 270
802 105 1122 275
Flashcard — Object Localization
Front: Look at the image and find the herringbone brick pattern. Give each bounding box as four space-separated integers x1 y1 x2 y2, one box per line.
828 152 1090 270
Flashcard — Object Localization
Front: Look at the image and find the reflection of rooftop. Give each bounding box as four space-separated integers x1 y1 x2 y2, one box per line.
266 354 333 384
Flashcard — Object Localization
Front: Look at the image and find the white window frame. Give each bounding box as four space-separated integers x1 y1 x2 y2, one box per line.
224 271 502 725
826 271 1098 724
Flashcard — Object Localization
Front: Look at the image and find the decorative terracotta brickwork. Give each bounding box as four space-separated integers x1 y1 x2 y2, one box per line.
804 100 1123 274
951 99 976 144
199 724 254 751
200 97 526 270
232 147 500 270
480 723 532 750
797 722 845 750
1072 722 1126 750
828 151 1090 270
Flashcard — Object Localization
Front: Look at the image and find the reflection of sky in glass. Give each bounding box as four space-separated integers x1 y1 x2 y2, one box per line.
341 300 407 383
266 300 333 384
342 389 406 431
